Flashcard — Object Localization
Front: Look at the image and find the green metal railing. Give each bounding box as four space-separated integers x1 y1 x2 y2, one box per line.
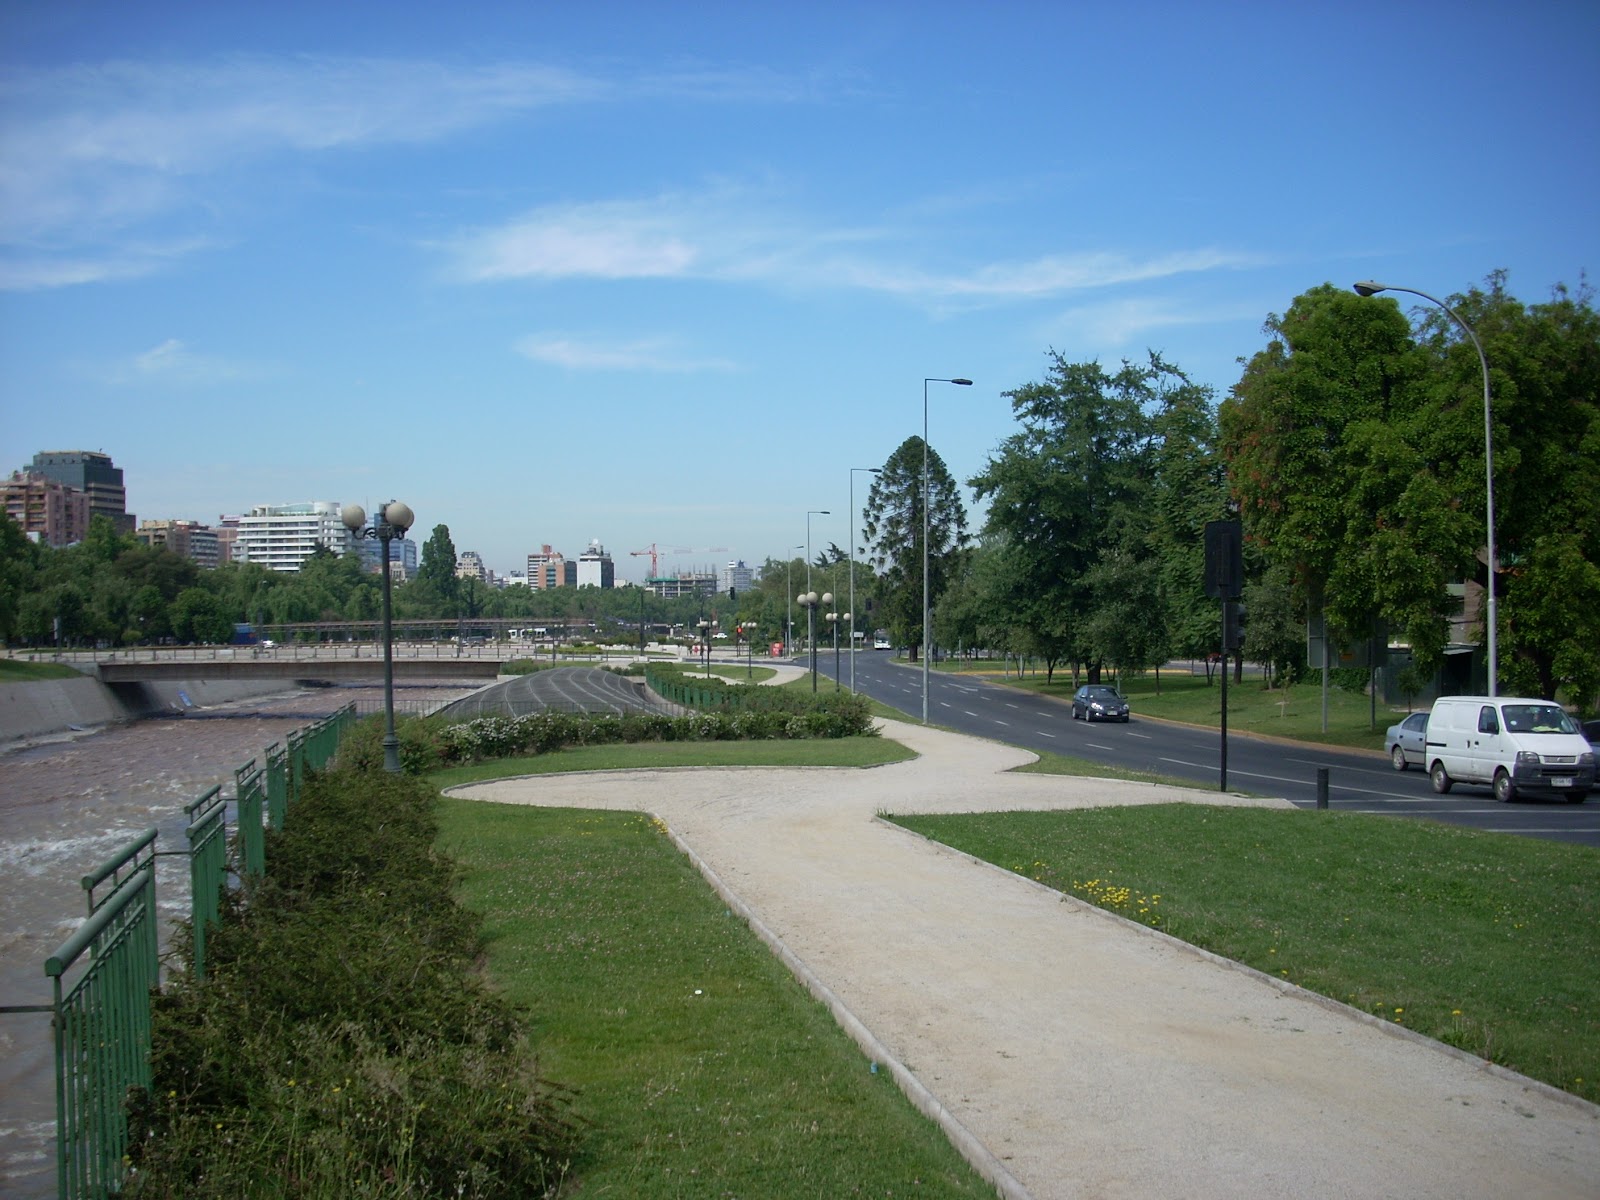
8 701 360 1199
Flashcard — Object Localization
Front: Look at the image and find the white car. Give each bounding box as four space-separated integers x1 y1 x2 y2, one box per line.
873 638 892 650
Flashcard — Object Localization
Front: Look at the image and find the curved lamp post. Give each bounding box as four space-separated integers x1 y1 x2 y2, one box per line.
1353 282 1496 696
341 500 415 772
923 377 972 723
849 467 881 692
806 510 830 651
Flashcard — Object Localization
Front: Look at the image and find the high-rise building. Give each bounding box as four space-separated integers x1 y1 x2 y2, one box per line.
526 544 567 590
576 539 615 589
348 516 417 580
1 471 90 547
232 501 352 572
720 560 755 596
136 518 221 569
25 450 133 533
456 550 487 582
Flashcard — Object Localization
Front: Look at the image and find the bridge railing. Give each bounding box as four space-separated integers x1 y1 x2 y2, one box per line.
1 702 359 1200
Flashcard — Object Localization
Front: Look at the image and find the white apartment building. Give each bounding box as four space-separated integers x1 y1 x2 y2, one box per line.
576 539 615 588
232 501 352 572
456 550 487 582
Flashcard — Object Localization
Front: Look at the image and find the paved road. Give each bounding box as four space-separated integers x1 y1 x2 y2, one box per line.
803 651 1600 849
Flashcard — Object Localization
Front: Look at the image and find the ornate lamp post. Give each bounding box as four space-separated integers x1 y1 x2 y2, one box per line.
1354 281 1497 695
806 510 829 652
923 377 972 723
826 609 847 692
697 619 713 677
797 591 830 692
742 621 756 678
341 500 415 773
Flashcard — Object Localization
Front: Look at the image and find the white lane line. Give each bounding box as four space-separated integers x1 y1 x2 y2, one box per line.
1128 731 1152 739
1087 742 1113 751
1038 731 1056 738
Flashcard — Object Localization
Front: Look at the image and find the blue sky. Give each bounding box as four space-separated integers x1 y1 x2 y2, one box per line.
3 1 1596 584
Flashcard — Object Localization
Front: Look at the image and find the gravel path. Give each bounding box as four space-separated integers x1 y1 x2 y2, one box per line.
447 713 1600 1200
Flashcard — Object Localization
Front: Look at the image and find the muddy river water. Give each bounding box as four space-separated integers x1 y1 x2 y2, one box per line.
0 681 482 1198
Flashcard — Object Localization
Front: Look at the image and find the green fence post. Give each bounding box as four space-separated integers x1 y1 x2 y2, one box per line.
265 742 288 829
185 786 228 981
235 761 266 877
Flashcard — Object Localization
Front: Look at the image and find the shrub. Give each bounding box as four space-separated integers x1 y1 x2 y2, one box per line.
127 768 579 1198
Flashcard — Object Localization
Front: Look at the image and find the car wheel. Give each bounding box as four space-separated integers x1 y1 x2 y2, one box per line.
1429 761 1453 794
1390 745 1408 772
1493 769 1516 804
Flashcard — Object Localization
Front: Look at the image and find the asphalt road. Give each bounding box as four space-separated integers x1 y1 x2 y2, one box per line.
800 650 1600 849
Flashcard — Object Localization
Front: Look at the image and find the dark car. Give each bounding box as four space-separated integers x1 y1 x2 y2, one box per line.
1072 685 1129 722
1385 711 1429 772
1584 719 1600 752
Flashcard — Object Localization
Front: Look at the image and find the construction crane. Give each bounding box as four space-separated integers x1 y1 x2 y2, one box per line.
631 544 660 576
633 544 731 579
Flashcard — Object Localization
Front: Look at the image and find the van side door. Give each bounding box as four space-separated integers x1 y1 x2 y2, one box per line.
1465 704 1502 783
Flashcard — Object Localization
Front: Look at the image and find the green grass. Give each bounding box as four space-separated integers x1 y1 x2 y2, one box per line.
429 736 914 788
0 657 83 680
1011 747 1209 790
883 804 1600 1103
990 669 1405 752
436 801 993 1197
674 663 778 683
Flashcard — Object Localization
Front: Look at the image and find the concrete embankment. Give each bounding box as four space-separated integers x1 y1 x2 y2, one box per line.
0 675 301 750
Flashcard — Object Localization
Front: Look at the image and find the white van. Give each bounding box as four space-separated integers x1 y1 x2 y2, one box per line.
1424 696 1594 803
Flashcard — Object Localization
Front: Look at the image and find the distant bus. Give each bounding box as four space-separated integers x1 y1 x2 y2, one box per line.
231 623 258 645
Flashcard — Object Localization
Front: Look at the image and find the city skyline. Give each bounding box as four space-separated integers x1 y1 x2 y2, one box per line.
3 3 1595 584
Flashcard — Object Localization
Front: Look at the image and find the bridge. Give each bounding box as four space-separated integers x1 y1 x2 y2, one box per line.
39 644 517 684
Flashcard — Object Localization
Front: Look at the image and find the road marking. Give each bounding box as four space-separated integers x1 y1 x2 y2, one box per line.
1006 703 1019 709
1087 742 1112 750
1128 731 1151 739
991 718 1009 726
1039 731 1056 738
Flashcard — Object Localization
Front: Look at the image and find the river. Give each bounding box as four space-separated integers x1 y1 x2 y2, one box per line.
0 680 483 1198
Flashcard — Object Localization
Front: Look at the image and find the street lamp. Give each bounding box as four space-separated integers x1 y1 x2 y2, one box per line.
826 609 846 692
849 467 881 692
785 544 802 657
1353 282 1497 696
742 621 756 679
341 500 415 773
697 619 712 677
923 376 972 723
798 591 829 692
806 510 830 651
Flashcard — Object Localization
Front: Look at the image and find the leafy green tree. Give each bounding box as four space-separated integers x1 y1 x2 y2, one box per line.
170 587 235 644
416 524 459 607
862 436 969 659
130 584 172 642
1082 551 1170 687
0 512 41 643
1221 284 1463 677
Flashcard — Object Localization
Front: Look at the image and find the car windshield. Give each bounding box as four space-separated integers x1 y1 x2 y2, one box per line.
1084 688 1119 699
1500 705 1578 735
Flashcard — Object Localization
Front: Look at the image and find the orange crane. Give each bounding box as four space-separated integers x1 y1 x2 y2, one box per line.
633 544 731 579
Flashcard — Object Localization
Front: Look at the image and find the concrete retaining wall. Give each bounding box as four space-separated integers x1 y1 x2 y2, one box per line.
0 676 298 748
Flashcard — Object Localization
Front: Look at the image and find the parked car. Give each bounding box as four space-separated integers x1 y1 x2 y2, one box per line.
1424 696 1594 803
1584 719 1600 751
1072 685 1129 722
1384 711 1429 771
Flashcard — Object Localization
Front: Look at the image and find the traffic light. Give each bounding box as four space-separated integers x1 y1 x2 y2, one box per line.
1223 601 1245 652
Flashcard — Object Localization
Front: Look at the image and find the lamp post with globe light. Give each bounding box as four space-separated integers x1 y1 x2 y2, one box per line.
341 500 415 773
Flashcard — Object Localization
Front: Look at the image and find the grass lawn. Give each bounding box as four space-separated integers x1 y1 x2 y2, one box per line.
673 663 779 683
431 735 913 788
0 657 83 680
436 798 993 1197
885 803 1600 1104
985 667 1409 752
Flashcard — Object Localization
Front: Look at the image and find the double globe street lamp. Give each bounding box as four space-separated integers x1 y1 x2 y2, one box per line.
340 500 415 773
796 591 831 692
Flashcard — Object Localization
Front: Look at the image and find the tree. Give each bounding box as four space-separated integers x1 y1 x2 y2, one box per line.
971 352 1174 682
1221 284 1466 678
416 524 459 606
861 436 969 659
169 587 234 645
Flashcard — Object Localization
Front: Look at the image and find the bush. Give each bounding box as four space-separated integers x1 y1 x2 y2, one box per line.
127 768 578 1198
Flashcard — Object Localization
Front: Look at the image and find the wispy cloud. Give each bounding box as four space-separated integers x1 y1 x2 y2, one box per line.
515 332 736 373
99 338 269 386
1043 295 1263 350
447 187 1263 306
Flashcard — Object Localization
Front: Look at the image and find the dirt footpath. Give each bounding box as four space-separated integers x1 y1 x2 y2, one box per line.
447 716 1600 1200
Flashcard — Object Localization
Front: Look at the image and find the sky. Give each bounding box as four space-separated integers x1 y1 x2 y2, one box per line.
3 1 1596 585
